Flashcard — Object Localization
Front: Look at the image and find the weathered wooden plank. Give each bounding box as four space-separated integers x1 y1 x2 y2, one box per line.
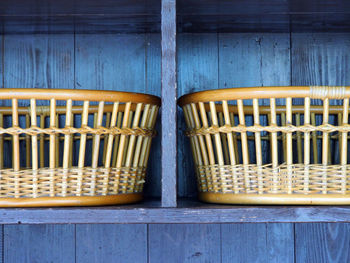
222 223 294 263
161 0 177 207
4 224 75 263
76 224 147 263
218 33 293 263
295 223 350 263
292 33 350 87
292 32 350 263
75 34 145 93
144 33 162 197
3 32 74 167
3 32 76 263
4 33 74 92
177 33 218 197
149 224 220 262
75 33 162 193
1 202 350 224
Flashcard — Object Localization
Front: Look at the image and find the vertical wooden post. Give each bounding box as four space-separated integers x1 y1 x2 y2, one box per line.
161 0 177 207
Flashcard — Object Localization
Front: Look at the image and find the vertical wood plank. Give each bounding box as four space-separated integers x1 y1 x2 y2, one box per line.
292 33 350 263
161 0 177 207
292 33 350 87
295 223 350 263
222 223 294 263
149 224 221 263
219 33 293 263
177 33 218 197
76 224 147 263
4 33 74 94
75 34 145 93
144 33 162 197
4 225 75 263
3 30 75 263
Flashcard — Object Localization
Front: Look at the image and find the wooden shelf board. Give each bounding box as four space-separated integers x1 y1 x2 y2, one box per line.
0 199 350 224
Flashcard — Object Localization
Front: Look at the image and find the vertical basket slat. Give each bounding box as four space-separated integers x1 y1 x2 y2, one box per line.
112 112 123 167
270 98 278 193
322 98 330 194
311 112 318 164
102 112 111 164
105 102 119 169
252 99 263 194
30 99 38 198
12 99 20 198
304 97 311 193
296 113 302 163
25 114 31 168
49 98 56 197
40 114 45 168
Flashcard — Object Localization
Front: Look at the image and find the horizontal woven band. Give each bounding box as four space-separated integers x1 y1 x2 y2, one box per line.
196 163 350 195
0 166 147 198
185 124 350 136
0 126 156 137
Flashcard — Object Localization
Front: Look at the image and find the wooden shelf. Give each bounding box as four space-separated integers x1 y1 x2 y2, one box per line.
1 199 350 224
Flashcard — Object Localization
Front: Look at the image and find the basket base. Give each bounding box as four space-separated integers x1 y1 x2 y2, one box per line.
0 193 143 207
199 192 350 205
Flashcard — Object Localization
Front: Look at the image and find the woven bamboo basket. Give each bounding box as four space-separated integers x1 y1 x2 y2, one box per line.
0 88 160 207
178 86 350 205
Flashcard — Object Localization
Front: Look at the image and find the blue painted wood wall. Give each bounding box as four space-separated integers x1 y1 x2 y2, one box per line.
1 31 350 262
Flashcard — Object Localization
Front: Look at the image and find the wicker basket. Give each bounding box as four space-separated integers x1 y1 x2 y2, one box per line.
0 88 160 207
179 86 350 205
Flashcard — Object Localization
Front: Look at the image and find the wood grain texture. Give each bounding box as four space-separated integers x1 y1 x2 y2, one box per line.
292 32 350 263
177 33 218 197
75 33 161 196
75 34 146 93
222 223 294 263
4 224 75 263
76 224 147 263
144 33 162 197
217 34 293 263
295 223 350 263
149 224 220 263
4 33 74 94
2 201 350 224
161 0 177 207
292 33 350 87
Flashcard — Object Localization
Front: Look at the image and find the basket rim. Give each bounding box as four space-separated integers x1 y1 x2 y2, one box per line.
178 86 350 106
1 88 161 106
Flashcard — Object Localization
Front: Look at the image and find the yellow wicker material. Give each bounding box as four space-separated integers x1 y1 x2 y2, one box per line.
178 86 350 205
0 89 160 206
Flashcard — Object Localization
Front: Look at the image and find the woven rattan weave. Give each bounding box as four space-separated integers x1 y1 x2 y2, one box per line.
178 86 350 205
0 89 160 207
